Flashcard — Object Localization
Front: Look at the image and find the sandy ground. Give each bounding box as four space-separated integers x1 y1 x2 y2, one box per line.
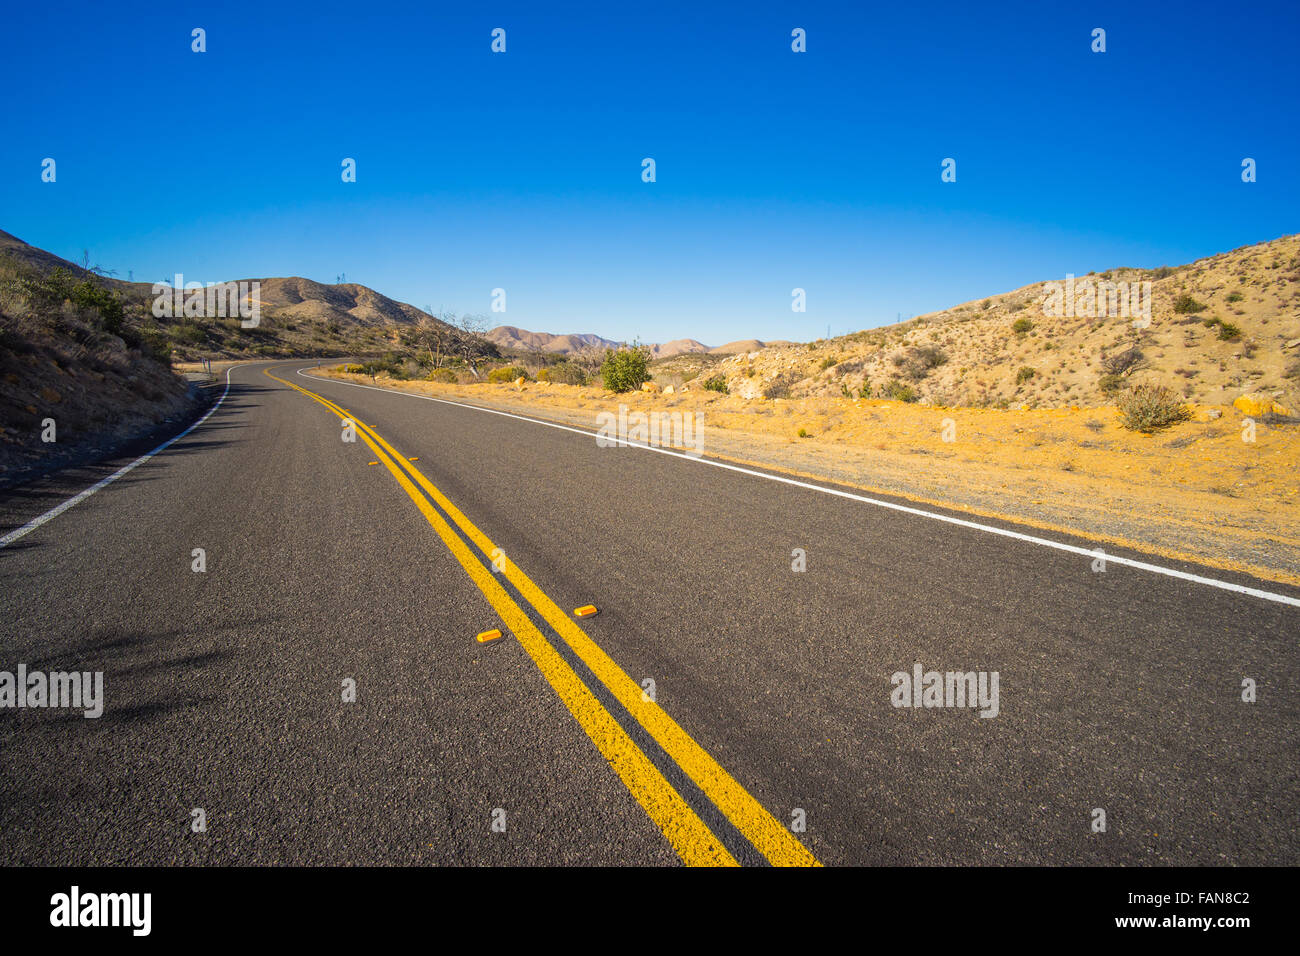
310 368 1300 587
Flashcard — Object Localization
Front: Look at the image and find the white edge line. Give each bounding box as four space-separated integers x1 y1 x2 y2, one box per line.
296 367 1300 609
0 366 242 550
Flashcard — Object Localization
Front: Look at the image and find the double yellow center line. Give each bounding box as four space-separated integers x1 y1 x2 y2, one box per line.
266 366 819 867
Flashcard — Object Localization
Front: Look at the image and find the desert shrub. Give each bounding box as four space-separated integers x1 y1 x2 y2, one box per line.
487 365 529 383
1225 291 1244 303
1016 366 1036 385
600 347 651 392
540 361 586 385
763 371 800 399
171 322 206 345
819 356 837 370
702 374 729 394
1012 317 1034 334
1173 293 1207 314
981 299 992 311
797 427 809 438
1216 322 1242 341
893 345 948 381
1101 346 1144 376
1117 384 1192 432
858 382 871 398
1152 266 1175 279
1098 373 1126 396
427 368 458 383
880 379 918 402
357 361 392 380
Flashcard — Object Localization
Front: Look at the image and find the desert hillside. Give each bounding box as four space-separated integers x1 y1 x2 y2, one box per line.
486 326 717 359
0 229 448 362
0 228 465 483
486 326 620 354
697 236 1299 409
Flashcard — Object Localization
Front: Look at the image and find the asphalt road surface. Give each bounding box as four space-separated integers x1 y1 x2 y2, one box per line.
2 361 1297 866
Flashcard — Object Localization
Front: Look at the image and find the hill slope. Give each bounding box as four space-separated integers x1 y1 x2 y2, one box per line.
0 229 448 361
486 326 717 359
485 326 620 354
709 235 1300 408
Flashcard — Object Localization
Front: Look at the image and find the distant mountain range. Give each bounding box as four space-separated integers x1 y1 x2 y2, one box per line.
1 228 797 362
485 325 794 358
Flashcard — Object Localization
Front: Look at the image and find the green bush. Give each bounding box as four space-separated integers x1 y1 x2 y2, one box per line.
1216 322 1242 341
427 368 458 383
488 365 529 383
1173 293 1207 314
1012 317 1034 334
539 362 587 385
880 379 918 402
171 322 206 345
1016 366 1036 385
1117 384 1192 432
600 347 651 392
357 361 391 380
702 374 729 394
1098 373 1126 396
1225 291 1244 303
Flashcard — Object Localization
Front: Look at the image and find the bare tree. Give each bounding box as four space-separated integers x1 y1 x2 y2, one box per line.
417 307 456 369
452 313 499 379
571 344 607 377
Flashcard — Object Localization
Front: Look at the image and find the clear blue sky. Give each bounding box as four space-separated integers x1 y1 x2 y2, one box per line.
2 0 1297 345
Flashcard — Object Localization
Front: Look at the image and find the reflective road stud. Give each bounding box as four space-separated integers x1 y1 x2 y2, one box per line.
574 605 598 618
476 628 503 643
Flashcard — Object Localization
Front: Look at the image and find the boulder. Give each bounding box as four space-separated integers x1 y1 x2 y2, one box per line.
1233 393 1284 416
641 381 662 394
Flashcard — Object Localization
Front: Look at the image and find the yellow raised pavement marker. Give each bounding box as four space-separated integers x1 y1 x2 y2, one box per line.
476 628 503 643
574 604 599 618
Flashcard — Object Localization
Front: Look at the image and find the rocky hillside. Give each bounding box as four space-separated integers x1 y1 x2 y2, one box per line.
487 326 716 358
486 326 619 354
0 229 446 362
706 235 1300 409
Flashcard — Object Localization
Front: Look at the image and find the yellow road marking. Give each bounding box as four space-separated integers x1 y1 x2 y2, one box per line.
333 397 822 868
266 367 736 866
277 367 821 866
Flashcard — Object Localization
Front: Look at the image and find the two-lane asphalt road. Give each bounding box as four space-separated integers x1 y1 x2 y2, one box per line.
2 361 1297 865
